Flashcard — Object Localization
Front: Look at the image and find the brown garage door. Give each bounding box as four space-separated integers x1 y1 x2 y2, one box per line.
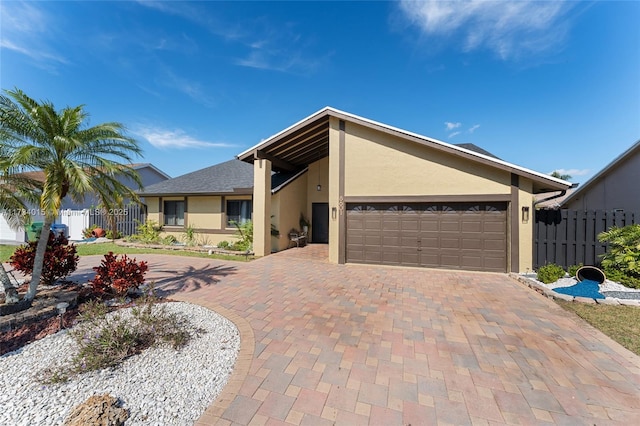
346 202 507 272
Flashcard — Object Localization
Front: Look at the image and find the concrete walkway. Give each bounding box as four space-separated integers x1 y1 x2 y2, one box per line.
74 246 640 424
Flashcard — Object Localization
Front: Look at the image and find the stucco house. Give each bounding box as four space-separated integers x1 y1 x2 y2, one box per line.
236 107 571 273
138 159 303 247
560 139 640 212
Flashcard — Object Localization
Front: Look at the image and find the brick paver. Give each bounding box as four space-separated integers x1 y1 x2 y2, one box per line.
70 245 640 424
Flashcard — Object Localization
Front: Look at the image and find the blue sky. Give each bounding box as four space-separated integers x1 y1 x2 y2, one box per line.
1 1 638 185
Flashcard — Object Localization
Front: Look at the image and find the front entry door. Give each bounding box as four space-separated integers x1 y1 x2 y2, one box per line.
312 203 329 243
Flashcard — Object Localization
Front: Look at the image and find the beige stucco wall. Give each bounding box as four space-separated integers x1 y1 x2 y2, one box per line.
518 179 534 272
343 122 511 196
142 195 247 246
271 172 309 252
328 117 342 263
253 159 272 256
324 119 538 272
188 196 222 229
145 197 161 225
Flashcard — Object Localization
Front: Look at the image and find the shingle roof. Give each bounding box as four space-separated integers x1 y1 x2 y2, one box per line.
139 159 255 196
454 143 500 160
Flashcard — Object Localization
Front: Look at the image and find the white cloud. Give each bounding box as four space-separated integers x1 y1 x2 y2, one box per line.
135 127 235 150
549 168 591 177
445 121 462 131
468 124 480 133
161 70 216 107
0 2 68 68
138 0 327 74
398 0 577 60
445 122 481 138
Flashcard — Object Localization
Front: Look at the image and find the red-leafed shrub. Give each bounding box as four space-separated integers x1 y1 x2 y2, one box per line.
90 252 148 296
10 232 79 285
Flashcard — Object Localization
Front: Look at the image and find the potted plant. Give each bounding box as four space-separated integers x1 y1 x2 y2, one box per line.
299 213 310 234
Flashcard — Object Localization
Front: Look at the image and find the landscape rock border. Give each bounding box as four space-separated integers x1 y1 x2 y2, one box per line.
509 273 640 307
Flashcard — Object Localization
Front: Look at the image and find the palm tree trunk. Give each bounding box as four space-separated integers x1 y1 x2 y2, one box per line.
24 217 53 301
1 264 20 304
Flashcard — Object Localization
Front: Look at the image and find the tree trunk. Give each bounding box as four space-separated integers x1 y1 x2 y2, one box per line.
24 217 53 301
0 264 20 304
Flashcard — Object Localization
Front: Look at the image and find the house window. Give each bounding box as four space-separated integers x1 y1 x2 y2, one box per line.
164 200 185 226
227 200 252 227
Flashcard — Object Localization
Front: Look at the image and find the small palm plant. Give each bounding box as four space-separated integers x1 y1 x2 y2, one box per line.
1 88 143 301
598 224 640 288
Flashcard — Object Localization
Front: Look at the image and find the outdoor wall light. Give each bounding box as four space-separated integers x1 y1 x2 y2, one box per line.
332 206 337 220
317 184 322 191
521 206 530 223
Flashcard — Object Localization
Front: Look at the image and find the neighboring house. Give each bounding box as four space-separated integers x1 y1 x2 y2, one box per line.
560 139 640 212
0 163 170 242
237 107 571 273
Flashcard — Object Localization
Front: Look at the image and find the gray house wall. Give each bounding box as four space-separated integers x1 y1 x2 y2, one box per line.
61 165 169 210
564 147 640 212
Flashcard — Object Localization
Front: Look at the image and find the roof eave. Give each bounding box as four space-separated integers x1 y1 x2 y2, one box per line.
236 107 572 192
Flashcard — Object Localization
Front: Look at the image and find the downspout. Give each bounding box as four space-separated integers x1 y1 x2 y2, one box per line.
533 183 579 208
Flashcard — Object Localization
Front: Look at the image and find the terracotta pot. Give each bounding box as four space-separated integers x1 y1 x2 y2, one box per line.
91 227 106 238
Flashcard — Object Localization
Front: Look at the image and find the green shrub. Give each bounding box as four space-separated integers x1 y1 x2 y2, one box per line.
599 224 640 288
231 220 253 251
217 240 230 249
182 224 197 246
105 229 122 240
537 263 566 284
129 220 162 244
162 235 177 245
567 263 583 277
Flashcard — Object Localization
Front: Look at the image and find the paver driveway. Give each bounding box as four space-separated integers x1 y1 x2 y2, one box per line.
77 245 640 425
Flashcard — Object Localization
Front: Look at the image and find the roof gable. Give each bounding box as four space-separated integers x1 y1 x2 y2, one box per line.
561 139 640 207
237 106 571 193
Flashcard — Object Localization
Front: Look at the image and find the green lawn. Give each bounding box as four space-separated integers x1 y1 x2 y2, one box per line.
556 300 640 356
1 242 251 263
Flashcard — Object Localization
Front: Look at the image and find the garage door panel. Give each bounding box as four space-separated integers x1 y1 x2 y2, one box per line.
462 239 482 249
440 238 461 249
484 240 506 250
484 222 506 232
346 202 507 272
462 221 482 232
440 221 460 232
382 235 401 246
364 235 382 245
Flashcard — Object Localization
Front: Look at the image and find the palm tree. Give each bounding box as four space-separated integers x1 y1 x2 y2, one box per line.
550 170 572 181
0 161 41 303
0 88 143 301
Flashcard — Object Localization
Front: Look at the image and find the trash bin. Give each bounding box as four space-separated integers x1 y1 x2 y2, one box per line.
51 223 68 238
26 222 44 241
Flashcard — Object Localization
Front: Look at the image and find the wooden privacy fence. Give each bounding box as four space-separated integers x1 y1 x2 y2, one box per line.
534 209 639 269
88 203 146 237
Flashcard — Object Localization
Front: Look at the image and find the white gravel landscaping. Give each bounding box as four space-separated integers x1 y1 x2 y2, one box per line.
0 302 240 426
